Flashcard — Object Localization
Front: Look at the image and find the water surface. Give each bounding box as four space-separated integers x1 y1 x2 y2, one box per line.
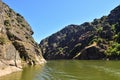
1 60 120 80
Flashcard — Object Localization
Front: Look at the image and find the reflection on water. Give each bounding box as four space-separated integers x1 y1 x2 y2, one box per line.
0 64 45 80
1 60 120 80
0 71 22 80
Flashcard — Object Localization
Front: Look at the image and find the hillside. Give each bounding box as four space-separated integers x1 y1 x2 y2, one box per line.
40 5 120 60
0 1 45 76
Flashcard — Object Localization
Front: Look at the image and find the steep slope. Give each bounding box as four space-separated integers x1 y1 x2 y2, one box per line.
40 5 120 60
0 1 45 76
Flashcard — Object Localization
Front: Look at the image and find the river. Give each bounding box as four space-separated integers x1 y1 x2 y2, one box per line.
1 60 120 80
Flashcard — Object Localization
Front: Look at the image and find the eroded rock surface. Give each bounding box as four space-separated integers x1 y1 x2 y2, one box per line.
0 1 45 76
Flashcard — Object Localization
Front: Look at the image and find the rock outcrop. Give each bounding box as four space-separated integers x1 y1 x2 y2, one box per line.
73 42 106 60
40 5 120 60
0 1 45 76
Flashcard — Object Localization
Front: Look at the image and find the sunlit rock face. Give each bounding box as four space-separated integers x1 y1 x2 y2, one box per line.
0 0 45 76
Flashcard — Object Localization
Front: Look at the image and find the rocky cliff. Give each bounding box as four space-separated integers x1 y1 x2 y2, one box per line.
0 1 45 76
40 5 120 60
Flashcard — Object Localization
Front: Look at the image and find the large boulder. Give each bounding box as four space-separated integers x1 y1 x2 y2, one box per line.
77 45 106 60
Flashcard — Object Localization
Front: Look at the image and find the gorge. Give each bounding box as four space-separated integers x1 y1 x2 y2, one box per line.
1 0 120 79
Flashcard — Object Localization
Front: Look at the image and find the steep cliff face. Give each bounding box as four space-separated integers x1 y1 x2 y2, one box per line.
0 1 45 76
40 5 120 60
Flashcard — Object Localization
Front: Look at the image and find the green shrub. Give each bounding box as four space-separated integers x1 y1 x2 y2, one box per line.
113 34 118 41
9 8 13 13
16 31 20 34
16 13 24 23
105 42 120 56
4 20 11 26
6 26 11 30
0 37 6 45
7 31 14 40
16 17 23 23
16 13 23 18
89 37 103 45
116 32 120 43
97 26 103 31
7 9 13 17
111 24 116 31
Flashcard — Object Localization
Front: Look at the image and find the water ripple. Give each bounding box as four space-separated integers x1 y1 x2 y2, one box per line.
90 65 120 77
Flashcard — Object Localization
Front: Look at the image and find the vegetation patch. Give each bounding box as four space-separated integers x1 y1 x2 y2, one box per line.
0 36 6 45
4 20 11 26
105 42 120 56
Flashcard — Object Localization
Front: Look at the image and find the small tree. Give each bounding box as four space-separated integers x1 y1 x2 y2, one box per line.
0 36 6 45
105 42 120 56
4 20 11 26
116 32 120 43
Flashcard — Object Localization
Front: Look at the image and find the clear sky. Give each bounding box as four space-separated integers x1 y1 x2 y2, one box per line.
2 0 120 43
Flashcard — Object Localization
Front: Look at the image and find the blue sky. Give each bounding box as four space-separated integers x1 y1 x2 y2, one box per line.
2 0 120 43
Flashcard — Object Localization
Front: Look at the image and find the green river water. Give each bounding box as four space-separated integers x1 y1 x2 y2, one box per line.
1 60 120 80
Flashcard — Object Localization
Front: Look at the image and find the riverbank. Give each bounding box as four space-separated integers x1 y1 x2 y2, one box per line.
0 65 22 77
0 59 46 77
0 60 22 77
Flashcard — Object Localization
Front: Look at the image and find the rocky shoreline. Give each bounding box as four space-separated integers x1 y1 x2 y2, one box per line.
0 59 46 77
0 60 22 77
